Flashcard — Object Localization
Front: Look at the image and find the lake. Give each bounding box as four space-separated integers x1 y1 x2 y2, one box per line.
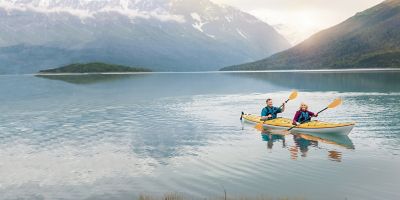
0 70 400 200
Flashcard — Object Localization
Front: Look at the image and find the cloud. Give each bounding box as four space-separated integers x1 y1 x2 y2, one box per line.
0 1 186 23
0 1 94 18
211 0 384 44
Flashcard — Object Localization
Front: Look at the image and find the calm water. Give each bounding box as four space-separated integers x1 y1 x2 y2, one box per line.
1 71 400 200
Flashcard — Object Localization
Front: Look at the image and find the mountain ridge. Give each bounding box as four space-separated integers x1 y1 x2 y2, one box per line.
221 0 400 71
0 0 290 74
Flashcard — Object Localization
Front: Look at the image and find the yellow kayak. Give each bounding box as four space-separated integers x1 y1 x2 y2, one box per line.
242 114 355 135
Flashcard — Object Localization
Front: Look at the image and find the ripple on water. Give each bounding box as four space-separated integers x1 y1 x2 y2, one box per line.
0 87 400 199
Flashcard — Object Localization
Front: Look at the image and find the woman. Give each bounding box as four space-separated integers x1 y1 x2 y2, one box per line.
292 103 318 125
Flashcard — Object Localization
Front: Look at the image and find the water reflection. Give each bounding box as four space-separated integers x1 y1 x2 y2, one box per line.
35 74 146 84
1 72 399 199
261 133 286 149
292 134 319 158
328 151 342 162
260 129 354 162
295 132 355 149
230 71 400 92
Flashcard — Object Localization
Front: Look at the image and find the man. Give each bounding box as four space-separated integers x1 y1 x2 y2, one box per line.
261 98 285 120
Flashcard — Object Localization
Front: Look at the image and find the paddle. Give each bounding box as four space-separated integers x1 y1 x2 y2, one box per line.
286 98 342 132
254 90 298 129
279 90 298 110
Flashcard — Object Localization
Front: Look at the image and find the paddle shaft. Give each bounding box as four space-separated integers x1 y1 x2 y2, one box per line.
278 99 290 110
287 106 328 131
316 107 328 115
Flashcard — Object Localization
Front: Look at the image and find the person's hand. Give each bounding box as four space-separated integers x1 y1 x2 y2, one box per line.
315 114 318 117
267 114 272 118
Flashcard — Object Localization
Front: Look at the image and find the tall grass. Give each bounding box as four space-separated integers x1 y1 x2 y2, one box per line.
138 193 305 200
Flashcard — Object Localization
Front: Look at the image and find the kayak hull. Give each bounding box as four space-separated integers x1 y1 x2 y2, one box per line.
263 123 354 135
242 114 355 136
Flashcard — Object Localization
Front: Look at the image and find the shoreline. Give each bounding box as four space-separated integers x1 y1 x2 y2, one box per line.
1 68 399 76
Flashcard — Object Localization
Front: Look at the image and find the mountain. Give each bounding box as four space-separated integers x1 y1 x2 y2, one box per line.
221 0 400 71
0 0 290 74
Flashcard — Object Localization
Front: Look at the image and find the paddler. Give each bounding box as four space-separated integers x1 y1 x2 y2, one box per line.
292 103 318 125
261 98 285 120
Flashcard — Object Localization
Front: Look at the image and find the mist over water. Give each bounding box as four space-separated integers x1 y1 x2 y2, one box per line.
0 71 399 199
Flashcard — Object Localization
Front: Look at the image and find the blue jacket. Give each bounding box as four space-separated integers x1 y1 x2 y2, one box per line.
261 106 282 119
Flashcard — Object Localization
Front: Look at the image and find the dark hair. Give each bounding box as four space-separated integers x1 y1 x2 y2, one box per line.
266 98 272 103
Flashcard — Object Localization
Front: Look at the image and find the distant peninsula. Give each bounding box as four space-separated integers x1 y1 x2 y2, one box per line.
38 62 152 74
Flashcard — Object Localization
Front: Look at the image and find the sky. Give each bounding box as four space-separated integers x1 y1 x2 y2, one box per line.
211 0 384 45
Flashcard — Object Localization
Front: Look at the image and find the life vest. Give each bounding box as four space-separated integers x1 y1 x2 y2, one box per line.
298 111 310 123
264 106 279 119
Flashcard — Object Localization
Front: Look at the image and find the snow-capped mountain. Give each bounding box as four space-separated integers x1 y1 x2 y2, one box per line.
0 0 290 73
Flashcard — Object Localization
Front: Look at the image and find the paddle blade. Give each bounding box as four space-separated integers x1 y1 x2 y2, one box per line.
255 123 264 131
288 90 298 100
328 98 342 109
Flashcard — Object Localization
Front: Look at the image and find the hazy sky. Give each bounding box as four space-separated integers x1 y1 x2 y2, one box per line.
212 0 384 44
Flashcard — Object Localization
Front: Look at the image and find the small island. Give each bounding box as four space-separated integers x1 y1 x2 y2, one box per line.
38 62 152 74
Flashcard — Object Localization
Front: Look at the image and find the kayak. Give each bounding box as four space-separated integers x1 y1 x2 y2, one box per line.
241 114 355 135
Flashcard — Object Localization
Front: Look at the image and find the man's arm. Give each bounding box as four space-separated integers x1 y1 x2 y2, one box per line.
261 108 266 117
277 103 285 113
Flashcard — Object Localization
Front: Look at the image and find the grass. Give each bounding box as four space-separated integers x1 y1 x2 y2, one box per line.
137 193 306 200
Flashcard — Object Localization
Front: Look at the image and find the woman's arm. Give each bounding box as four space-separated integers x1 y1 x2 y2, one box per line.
292 111 300 125
309 111 318 117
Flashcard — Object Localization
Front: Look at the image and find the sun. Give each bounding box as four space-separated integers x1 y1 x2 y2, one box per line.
295 11 319 31
283 10 324 43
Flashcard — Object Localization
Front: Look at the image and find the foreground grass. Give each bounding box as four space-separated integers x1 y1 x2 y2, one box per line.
138 193 305 200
